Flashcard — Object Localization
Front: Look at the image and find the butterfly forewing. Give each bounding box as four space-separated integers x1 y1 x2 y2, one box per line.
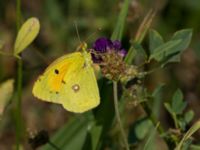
32 52 83 103
32 51 100 113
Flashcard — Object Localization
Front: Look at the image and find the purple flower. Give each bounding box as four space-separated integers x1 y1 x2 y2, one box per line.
118 49 127 57
92 37 113 52
112 40 122 50
92 37 127 62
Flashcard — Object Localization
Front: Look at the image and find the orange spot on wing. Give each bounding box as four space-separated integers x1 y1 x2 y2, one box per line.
48 63 70 92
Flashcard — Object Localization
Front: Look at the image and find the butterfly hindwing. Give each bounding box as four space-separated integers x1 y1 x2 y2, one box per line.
60 62 100 113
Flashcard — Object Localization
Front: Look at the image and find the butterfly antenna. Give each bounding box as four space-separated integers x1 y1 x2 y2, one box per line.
74 21 82 44
85 28 101 43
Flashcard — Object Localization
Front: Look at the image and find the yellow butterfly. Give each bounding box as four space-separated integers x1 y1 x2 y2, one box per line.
32 42 100 113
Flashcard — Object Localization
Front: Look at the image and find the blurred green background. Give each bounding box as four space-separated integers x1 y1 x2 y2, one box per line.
1 0 200 149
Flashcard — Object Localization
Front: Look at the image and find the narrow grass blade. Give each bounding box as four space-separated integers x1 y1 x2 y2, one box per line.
134 9 156 44
42 113 93 150
111 0 130 40
125 10 156 64
175 120 200 150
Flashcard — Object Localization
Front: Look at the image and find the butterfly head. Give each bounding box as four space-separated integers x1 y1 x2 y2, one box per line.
75 42 93 66
76 42 87 52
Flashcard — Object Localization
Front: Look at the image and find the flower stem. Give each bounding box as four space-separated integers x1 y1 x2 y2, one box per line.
15 58 23 150
15 0 23 149
113 81 130 150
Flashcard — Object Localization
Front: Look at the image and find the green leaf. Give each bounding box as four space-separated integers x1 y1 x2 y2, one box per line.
160 53 180 68
184 110 194 124
161 29 193 66
164 103 174 115
42 113 93 150
175 121 200 150
143 123 159 150
149 29 164 53
149 39 181 61
178 118 187 131
133 43 146 54
133 43 147 59
152 84 165 117
171 29 193 51
172 89 183 103
134 117 153 140
0 79 14 116
149 29 192 63
82 124 102 150
14 17 40 56
190 144 200 150
172 89 187 114
111 0 130 40
90 125 102 149
164 102 180 128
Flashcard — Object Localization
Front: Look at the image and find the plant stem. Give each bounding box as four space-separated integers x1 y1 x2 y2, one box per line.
113 81 130 150
15 59 23 150
15 0 23 149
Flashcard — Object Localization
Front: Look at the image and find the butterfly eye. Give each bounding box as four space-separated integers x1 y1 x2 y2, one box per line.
72 84 80 92
54 69 59 74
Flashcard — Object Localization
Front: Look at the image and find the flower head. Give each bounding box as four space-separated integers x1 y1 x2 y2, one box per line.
92 37 113 52
91 37 132 81
92 37 127 63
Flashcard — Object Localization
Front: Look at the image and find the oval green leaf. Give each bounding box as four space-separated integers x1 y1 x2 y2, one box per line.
0 79 14 115
14 17 40 56
149 29 164 53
